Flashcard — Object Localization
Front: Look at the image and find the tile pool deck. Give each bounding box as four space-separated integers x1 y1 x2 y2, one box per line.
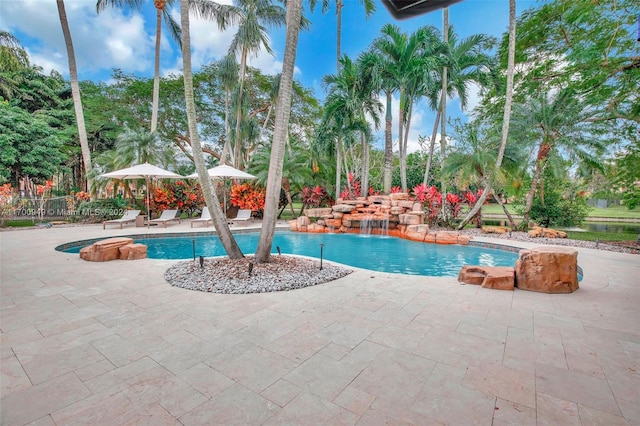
1 221 639 425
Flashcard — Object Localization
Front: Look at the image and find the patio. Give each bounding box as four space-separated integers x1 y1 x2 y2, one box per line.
1 221 639 425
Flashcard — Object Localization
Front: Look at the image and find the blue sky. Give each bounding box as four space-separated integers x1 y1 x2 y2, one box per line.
0 0 539 152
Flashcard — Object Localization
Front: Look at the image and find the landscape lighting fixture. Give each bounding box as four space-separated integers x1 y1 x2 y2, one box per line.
381 0 464 19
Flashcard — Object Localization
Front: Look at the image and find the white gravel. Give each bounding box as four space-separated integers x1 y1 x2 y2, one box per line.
165 255 352 294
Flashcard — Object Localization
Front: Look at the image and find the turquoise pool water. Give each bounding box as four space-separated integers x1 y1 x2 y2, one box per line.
62 232 520 277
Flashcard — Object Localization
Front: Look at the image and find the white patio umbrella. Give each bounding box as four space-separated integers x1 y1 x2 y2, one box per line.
101 163 183 227
186 164 256 215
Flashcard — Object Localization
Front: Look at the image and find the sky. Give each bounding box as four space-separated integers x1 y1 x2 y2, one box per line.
0 0 540 153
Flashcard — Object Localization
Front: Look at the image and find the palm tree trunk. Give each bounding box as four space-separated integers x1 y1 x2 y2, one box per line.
361 132 369 196
493 192 518 230
336 0 342 72
458 0 516 230
233 47 249 169
282 178 296 218
255 0 303 263
423 109 440 185
383 91 393 193
523 153 546 226
56 0 92 193
440 7 448 223
180 0 243 259
398 88 406 192
402 100 413 192
221 87 231 164
150 5 162 132
335 137 342 199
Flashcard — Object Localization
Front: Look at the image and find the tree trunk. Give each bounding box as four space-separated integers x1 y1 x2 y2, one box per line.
458 0 516 230
423 109 440 185
440 7 448 223
255 0 302 263
56 0 92 193
150 6 162 132
233 47 249 169
220 87 231 164
493 192 518 230
361 132 369 196
335 136 342 199
402 100 413 192
398 87 407 192
336 0 342 72
181 0 243 259
383 91 393 193
282 178 296 218
522 152 546 226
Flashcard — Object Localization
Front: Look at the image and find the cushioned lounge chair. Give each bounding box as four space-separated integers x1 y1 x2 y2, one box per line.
191 208 212 228
228 209 253 226
103 209 141 229
149 209 181 228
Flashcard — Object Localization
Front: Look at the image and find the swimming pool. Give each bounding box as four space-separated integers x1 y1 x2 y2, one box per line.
62 232 520 277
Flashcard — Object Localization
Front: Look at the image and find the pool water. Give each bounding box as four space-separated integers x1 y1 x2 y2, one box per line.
63 232 519 277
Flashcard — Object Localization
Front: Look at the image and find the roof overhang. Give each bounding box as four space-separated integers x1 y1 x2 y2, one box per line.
381 0 464 19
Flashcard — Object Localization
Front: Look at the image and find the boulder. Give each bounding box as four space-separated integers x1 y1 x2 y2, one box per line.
435 231 459 244
412 202 423 212
296 216 309 232
288 219 298 232
389 193 410 201
458 266 515 291
457 235 471 245
368 195 389 204
515 246 579 293
80 237 134 262
324 218 342 228
398 200 415 209
307 223 326 233
332 212 344 219
399 214 421 225
424 232 436 243
306 207 332 218
390 207 404 215
119 243 147 260
482 226 511 234
332 204 357 213
527 226 567 238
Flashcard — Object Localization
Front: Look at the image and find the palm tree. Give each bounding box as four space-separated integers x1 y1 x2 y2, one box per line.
459 0 516 229
97 0 180 132
254 0 303 263
511 88 605 226
335 0 374 71
249 140 312 217
56 0 92 192
226 0 287 170
218 54 239 164
180 0 244 259
115 128 175 167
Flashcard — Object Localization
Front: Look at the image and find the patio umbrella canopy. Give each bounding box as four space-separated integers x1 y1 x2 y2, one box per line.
186 164 256 215
101 163 183 227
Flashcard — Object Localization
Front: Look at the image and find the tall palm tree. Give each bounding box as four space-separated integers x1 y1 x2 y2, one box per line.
180 0 244 259
218 54 239 164
254 0 303 263
459 0 516 229
226 0 287 170
56 0 92 192
115 128 175 167
335 0 374 71
511 88 604 225
97 0 179 132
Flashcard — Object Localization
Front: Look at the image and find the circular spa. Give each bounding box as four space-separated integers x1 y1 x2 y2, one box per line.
59 231 520 277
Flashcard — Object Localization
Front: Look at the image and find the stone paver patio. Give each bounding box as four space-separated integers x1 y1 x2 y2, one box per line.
1 220 639 425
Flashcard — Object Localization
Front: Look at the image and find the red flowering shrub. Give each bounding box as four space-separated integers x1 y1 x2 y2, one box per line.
446 193 463 219
0 183 16 226
230 183 265 213
340 173 362 200
301 185 333 208
152 180 204 216
390 186 402 193
413 184 442 224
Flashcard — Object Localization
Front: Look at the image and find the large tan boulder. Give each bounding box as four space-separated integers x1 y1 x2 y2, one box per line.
296 216 310 232
389 193 410 201
515 246 578 293
306 207 333 218
482 226 511 234
527 226 567 238
307 223 326 233
119 243 147 260
399 214 421 225
458 266 515 291
332 204 357 213
404 224 429 242
435 231 459 244
398 200 415 209
80 237 134 262
288 219 298 231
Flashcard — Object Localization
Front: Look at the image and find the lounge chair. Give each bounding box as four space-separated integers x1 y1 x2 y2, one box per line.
191 208 212 228
149 209 181 228
103 209 141 229
228 209 253 226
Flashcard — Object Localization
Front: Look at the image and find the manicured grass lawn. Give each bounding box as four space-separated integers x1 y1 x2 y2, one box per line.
481 203 640 220
566 231 637 242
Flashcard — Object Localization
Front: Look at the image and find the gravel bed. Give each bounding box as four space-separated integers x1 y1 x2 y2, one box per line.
165 255 352 294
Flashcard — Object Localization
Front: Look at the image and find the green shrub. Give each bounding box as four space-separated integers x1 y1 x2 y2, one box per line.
76 198 130 223
527 192 591 227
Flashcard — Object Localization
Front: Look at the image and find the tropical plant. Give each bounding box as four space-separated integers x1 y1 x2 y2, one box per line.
230 182 265 213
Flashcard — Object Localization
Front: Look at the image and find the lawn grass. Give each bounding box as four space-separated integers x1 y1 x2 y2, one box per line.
566 231 637 242
481 203 640 220
2 219 39 227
